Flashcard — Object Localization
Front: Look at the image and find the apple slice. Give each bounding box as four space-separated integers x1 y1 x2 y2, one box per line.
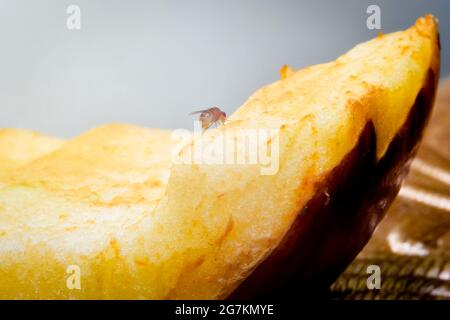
0 15 440 299
152 15 440 299
0 125 174 299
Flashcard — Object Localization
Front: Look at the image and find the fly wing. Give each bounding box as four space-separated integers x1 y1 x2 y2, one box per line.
188 109 209 115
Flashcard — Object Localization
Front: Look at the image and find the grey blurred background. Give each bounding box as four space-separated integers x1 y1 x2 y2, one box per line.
0 0 448 138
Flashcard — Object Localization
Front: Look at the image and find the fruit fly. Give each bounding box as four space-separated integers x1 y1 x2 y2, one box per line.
189 107 227 130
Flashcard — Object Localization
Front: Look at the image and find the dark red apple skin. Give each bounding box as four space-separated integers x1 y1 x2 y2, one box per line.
229 65 439 299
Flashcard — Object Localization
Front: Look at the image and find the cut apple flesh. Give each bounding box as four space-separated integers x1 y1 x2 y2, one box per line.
0 16 440 299
0 129 63 174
